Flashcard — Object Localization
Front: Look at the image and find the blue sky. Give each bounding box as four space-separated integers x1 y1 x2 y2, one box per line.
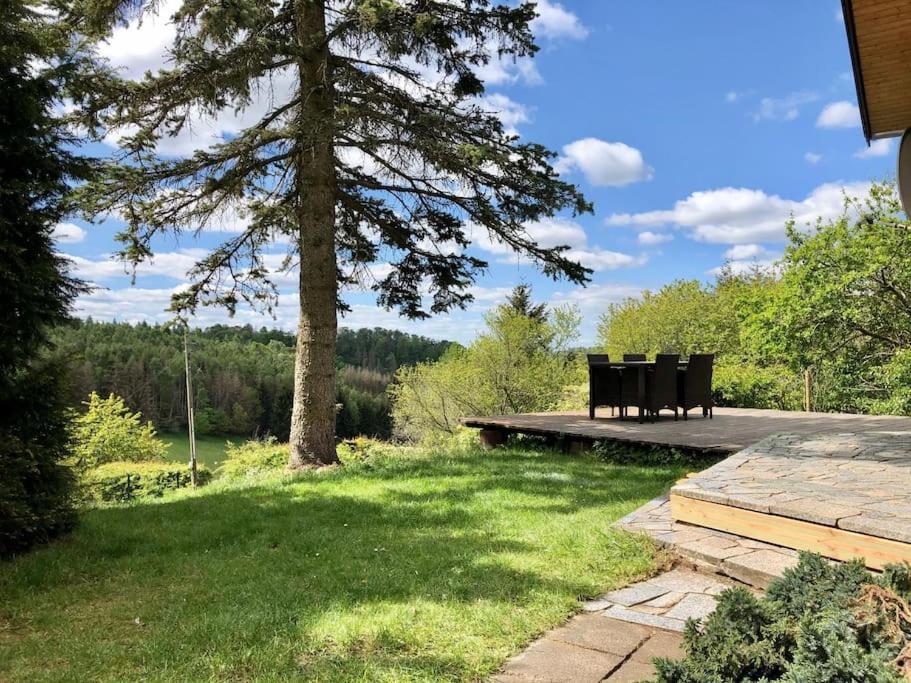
57 1 893 344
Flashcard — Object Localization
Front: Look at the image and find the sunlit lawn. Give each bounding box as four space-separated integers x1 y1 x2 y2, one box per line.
0 445 687 681
159 432 238 471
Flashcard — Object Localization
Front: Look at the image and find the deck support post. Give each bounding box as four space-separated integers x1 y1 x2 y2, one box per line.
479 428 508 449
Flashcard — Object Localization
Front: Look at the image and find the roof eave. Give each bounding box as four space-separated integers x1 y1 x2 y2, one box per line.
842 0 874 143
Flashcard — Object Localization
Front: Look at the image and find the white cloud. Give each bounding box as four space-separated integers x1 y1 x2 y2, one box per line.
708 258 779 277
74 285 187 325
72 281 510 344
555 138 653 187
725 91 739 103
473 52 542 87
532 0 590 40
723 244 770 260
816 101 861 128
804 152 822 165
479 93 530 133
97 0 178 80
550 282 643 342
565 248 641 271
65 249 210 281
854 138 892 158
606 181 871 244
637 231 673 246
52 222 87 244
754 91 819 122
471 216 643 272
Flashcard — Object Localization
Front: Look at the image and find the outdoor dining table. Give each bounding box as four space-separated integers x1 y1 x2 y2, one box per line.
588 360 689 424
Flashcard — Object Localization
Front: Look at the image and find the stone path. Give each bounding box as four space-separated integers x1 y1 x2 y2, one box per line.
672 432 911 544
616 495 799 589
494 567 734 682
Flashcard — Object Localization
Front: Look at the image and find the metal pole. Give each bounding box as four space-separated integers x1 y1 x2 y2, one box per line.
184 330 199 488
803 368 813 413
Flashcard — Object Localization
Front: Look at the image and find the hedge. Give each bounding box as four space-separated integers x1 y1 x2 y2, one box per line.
83 461 211 502
654 553 911 682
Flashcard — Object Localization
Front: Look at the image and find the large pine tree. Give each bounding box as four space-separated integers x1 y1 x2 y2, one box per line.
0 0 89 556
73 0 591 466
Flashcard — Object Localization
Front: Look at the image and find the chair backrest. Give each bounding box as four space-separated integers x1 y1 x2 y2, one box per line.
623 353 647 361
587 353 610 365
684 353 715 401
652 354 680 406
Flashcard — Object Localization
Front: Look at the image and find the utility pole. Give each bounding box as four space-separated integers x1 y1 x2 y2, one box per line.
184 329 199 487
803 368 813 413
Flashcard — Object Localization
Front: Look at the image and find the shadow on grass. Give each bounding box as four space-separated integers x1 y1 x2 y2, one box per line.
0 447 683 681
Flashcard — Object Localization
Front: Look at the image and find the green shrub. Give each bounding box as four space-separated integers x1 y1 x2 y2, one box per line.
553 382 588 412
592 440 718 467
391 290 584 444
335 436 400 464
865 349 911 416
72 392 169 469
653 553 911 682
220 437 287 479
83 461 211 502
712 362 803 411
1 360 77 557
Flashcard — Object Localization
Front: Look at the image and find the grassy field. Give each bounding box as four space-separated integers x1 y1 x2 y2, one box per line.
158 432 239 470
0 444 686 682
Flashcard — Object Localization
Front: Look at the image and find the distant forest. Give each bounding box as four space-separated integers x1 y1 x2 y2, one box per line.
51 321 454 440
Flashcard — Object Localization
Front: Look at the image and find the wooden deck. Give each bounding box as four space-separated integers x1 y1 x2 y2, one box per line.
461 407 911 453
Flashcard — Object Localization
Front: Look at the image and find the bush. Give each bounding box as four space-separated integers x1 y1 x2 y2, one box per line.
72 393 169 469
592 440 717 467
1 360 77 557
335 436 406 465
220 437 288 479
391 292 584 444
553 382 588 412
83 461 211 502
653 553 911 682
866 349 911 416
712 362 803 411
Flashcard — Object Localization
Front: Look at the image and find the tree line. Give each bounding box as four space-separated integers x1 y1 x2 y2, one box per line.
51 321 453 441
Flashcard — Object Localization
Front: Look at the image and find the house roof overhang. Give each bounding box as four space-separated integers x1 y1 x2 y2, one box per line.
842 0 911 142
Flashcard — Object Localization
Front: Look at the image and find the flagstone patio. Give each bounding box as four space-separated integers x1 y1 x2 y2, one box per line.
671 432 911 569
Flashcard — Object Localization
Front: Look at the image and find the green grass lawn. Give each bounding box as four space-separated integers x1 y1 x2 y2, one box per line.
0 445 687 682
158 432 238 470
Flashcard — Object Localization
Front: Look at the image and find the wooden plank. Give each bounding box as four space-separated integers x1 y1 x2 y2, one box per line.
851 0 911 134
670 494 911 571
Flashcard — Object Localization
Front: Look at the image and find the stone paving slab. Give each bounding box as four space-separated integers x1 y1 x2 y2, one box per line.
493 636 624 682
494 565 726 681
672 432 911 545
589 567 732 632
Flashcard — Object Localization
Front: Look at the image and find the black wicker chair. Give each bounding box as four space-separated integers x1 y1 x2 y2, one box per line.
587 354 621 419
618 354 647 416
678 353 715 419
644 354 680 421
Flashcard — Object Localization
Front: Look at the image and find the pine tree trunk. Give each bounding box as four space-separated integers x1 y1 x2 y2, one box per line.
289 0 340 468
